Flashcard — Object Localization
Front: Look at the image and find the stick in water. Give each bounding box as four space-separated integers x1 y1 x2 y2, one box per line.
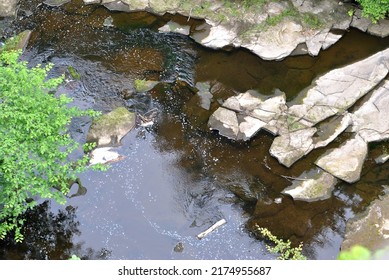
197 219 227 239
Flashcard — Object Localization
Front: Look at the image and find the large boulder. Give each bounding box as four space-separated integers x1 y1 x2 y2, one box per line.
86 107 136 146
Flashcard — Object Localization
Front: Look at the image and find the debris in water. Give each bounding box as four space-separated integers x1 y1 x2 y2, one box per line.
197 219 227 239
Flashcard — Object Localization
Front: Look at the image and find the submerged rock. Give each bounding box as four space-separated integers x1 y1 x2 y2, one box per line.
282 168 338 202
86 107 136 146
341 192 389 252
89 147 124 165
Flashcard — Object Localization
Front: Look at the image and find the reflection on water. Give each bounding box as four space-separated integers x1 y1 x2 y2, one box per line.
2 0 389 260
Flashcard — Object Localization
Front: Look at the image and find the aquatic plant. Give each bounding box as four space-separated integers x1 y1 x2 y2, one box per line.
256 226 307 260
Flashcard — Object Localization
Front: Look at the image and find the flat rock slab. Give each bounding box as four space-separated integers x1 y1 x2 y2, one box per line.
315 135 368 183
208 107 239 140
341 192 389 252
270 127 317 168
158 20 190 36
282 168 338 202
351 79 389 143
86 107 136 146
288 48 389 125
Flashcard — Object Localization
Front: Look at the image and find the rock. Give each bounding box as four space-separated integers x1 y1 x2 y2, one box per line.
0 0 17 17
103 16 114 27
89 147 124 165
375 154 389 164
238 116 266 141
315 135 368 183
341 192 389 252
82 0 354 61
351 9 389 38
313 113 352 149
288 48 389 125
282 168 338 202
43 0 71 7
208 107 239 140
194 82 213 110
351 79 389 143
134 79 159 93
158 20 191 36
269 127 317 168
86 107 136 146
2 30 32 52
103 0 130 12
84 0 101 4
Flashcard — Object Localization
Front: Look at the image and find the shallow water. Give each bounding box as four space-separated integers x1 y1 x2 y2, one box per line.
1 0 389 260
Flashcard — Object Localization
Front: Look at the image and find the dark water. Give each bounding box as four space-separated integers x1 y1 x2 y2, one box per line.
1 0 389 260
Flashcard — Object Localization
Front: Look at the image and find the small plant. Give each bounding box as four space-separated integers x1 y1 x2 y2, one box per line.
256 226 307 260
302 13 323 29
68 254 81 260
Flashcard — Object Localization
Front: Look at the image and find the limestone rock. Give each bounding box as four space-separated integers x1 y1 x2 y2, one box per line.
158 20 191 36
208 107 239 140
270 127 317 168
282 169 338 202
89 147 124 165
43 0 71 7
288 48 389 125
315 135 368 183
86 107 136 146
341 192 389 252
351 79 389 143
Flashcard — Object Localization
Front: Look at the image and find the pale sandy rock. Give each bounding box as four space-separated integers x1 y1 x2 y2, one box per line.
282 169 338 202
0 0 17 17
208 107 239 140
270 127 317 167
315 135 368 183
158 20 191 36
238 116 266 141
314 113 352 149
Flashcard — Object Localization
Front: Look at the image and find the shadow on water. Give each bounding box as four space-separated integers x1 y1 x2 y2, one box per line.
2 0 389 259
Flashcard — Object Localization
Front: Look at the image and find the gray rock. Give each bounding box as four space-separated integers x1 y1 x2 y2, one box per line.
158 20 191 36
288 48 389 125
315 135 368 183
2 30 32 52
0 0 17 17
238 116 266 141
341 192 389 252
375 154 389 164
103 1 130 12
270 127 317 168
43 0 71 7
89 147 124 165
282 168 338 202
84 0 101 4
86 107 136 146
208 107 239 140
195 82 213 110
313 113 351 149
351 79 389 143
351 9 389 38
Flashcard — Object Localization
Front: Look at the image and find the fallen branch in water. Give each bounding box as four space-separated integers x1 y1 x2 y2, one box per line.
197 219 227 239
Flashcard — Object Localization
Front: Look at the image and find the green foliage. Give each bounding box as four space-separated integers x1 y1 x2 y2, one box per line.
266 8 299 26
0 50 102 242
256 226 307 260
302 13 323 29
356 0 389 23
67 65 81 80
68 254 81 260
338 245 371 260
